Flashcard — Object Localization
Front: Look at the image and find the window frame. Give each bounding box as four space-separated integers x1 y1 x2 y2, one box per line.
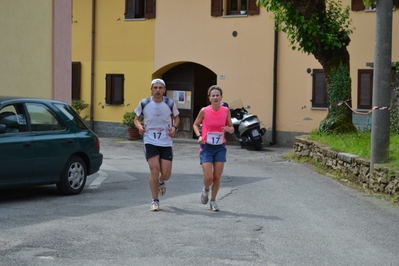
351 0 366 11
351 0 395 11
72 62 81 100
211 0 259 16
125 0 156 20
357 69 373 110
311 69 329 108
105 74 125 105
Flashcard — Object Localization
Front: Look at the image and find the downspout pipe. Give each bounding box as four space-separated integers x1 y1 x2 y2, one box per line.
270 22 278 145
90 0 96 130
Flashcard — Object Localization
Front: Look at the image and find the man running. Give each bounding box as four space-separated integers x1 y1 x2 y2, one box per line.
134 78 180 211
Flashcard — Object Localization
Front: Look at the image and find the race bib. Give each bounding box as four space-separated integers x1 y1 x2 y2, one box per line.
147 127 168 140
206 132 224 145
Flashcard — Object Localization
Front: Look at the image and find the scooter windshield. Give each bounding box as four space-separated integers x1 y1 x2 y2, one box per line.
229 98 244 110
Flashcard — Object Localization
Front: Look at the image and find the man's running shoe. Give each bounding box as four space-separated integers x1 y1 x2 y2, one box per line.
159 182 166 196
201 189 209 204
210 201 219 211
150 200 160 211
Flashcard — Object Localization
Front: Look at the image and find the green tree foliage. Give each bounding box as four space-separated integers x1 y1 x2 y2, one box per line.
319 64 356 134
258 0 357 134
71 100 89 120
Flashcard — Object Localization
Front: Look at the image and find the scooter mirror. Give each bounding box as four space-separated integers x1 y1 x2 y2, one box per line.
245 105 251 109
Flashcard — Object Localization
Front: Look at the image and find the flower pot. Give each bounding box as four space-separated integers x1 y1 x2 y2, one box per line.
128 127 140 140
240 10 246 15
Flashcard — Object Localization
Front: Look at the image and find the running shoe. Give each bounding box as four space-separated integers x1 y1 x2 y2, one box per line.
159 181 166 196
210 201 219 211
150 200 160 211
201 189 209 204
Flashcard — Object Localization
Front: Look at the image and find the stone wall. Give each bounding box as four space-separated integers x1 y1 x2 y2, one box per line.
293 136 399 197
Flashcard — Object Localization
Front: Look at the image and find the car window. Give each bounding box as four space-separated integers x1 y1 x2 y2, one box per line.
54 103 89 130
26 103 66 132
0 104 27 133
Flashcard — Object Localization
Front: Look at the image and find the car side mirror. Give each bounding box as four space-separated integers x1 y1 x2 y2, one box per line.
0 124 6 134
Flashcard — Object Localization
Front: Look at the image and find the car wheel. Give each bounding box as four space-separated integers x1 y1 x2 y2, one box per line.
56 155 87 195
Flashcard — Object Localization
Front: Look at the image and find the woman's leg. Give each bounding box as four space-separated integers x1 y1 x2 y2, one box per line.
202 162 214 191
210 162 224 201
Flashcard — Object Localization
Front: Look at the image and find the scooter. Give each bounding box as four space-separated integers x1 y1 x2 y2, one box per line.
224 99 266 151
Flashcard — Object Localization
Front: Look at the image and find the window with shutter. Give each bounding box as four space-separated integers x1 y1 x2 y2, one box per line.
105 74 125 105
125 0 155 19
211 0 223 17
211 0 259 16
357 69 373 110
72 62 81 101
145 0 156 18
312 69 328 108
227 0 259 15
247 0 260 15
351 0 365 11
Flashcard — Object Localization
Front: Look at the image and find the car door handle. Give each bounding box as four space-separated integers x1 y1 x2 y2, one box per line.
66 139 75 144
23 142 32 148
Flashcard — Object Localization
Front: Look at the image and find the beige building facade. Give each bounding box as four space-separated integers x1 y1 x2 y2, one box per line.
72 0 398 144
0 0 71 103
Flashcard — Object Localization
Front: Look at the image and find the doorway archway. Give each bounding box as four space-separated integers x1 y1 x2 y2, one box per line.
157 62 216 138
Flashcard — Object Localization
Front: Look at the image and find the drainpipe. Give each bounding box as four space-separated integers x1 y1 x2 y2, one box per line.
270 22 278 145
89 0 96 130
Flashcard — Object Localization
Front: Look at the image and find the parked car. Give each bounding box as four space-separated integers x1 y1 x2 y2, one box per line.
0 96 103 195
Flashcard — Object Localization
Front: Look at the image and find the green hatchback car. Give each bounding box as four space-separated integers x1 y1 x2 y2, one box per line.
0 96 103 195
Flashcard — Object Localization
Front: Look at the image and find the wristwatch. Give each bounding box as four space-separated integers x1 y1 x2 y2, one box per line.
173 126 178 132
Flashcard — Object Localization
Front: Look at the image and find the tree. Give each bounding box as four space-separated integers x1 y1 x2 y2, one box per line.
258 0 357 134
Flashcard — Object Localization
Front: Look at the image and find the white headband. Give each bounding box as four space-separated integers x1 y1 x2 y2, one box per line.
151 78 166 87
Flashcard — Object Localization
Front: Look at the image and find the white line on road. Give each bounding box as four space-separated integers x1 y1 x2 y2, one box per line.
88 170 108 189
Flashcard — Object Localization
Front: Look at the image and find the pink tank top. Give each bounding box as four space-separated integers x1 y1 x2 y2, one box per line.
202 105 228 144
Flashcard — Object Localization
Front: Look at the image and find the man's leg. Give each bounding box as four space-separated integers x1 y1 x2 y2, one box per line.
147 155 161 200
159 159 172 182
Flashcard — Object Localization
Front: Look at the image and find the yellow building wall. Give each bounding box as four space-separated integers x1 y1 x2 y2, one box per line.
72 0 398 140
154 0 399 135
72 0 155 123
0 0 53 98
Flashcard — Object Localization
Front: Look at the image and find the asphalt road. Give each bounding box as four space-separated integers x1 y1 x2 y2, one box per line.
1 137 399 266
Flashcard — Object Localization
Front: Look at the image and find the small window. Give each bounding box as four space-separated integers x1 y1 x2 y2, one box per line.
352 0 394 11
105 74 124 105
357 69 373 110
72 62 81 100
125 0 156 19
26 103 66 132
211 0 259 16
312 69 329 108
351 0 365 11
54 103 89 130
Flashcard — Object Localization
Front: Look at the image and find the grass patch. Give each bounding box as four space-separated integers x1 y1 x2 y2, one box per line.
308 130 399 171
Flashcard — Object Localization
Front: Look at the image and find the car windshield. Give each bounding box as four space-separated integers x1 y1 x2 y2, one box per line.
54 103 89 130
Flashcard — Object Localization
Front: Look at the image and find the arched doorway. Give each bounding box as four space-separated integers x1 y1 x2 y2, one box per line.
161 62 216 138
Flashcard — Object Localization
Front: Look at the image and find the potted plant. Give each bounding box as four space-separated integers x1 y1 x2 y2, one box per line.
240 3 246 14
122 111 141 140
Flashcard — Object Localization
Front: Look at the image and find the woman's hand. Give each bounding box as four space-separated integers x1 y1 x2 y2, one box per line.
197 136 205 144
223 126 234 134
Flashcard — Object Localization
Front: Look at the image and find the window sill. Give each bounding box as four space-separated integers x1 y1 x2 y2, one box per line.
104 104 125 107
364 7 396 12
354 109 372 113
310 107 328 111
222 14 248 18
124 18 146 21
